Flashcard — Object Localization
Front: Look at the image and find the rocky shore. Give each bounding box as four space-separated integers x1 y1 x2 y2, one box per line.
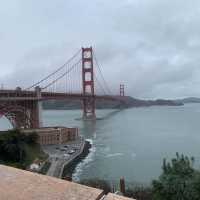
62 140 92 179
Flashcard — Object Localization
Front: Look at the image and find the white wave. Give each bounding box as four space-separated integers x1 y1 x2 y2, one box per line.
106 153 124 158
104 146 111 153
72 139 96 182
86 138 93 145
131 152 137 159
93 132 97 139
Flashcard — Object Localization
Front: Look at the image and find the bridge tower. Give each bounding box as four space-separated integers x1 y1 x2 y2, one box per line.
82 47 96 120
120 84 125 97
31 86 42 128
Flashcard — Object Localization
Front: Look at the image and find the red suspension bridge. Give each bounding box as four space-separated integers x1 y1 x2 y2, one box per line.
0 47 126 129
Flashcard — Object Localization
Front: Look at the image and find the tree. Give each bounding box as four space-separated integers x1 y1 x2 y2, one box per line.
152 153 200 200
0 129 38 163
24 132 38 144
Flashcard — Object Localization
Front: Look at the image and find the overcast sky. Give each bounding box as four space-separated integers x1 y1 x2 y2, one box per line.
1 0 200 99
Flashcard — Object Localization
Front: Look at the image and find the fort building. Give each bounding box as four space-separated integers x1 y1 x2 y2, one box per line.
22 126 79 145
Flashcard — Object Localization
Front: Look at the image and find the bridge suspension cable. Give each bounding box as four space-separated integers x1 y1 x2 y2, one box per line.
24 47 113 97
41 59 81 90
93 50 112 95
25 49 81 90
94 74 107 95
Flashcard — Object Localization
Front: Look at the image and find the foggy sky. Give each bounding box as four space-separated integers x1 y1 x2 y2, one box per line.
1 0 200 99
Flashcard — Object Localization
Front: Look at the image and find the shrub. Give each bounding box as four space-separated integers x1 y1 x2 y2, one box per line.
152 153 200 200
0 129 38 163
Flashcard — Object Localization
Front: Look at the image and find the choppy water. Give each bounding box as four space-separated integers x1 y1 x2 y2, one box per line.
1 103 200 184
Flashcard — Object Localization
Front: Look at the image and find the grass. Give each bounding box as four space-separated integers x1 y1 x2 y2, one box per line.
23 143 48 167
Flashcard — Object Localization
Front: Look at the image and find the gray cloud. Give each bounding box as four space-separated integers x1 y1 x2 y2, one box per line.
1 0 200 99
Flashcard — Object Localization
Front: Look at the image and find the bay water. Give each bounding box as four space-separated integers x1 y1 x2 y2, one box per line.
1 103 200 184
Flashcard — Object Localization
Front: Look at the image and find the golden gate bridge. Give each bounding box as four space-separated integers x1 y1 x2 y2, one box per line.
0 47 126 129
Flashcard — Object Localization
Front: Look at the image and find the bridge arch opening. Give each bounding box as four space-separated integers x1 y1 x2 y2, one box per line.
0 115 12 131
0 104 32 129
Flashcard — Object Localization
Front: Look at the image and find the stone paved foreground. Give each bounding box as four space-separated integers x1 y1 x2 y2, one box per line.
105 193 136 200
0 165 103 200
0 165 135 200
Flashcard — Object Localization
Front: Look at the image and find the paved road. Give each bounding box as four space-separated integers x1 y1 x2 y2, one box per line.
43 138 85 178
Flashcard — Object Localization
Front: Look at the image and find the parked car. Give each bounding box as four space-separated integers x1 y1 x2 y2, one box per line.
60 148 66 151
64 154 70 157
68 150 75 154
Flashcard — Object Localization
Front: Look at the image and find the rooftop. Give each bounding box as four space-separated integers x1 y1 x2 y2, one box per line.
22 126 77 133
0 165 103 200
0 165 135 200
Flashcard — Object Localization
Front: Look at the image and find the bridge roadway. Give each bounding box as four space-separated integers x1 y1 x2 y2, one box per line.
0 89 121 102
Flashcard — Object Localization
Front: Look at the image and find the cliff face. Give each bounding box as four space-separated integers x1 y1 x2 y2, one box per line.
42 96 183 110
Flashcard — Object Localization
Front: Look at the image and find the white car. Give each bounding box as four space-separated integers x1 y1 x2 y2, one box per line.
68 150 75 154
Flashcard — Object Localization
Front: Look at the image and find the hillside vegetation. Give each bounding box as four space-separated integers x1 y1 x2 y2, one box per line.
0 129 46 169
43 96 183 110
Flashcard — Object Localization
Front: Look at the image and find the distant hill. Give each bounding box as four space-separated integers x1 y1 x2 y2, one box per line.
42 96 183 110
175 97 200 104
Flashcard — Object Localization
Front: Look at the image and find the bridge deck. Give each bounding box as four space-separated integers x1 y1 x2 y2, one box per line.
0 90 121 102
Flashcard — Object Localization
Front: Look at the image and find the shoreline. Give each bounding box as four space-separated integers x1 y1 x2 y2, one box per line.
61 140 92 179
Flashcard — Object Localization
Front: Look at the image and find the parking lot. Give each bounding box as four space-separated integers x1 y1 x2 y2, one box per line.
42 137 85 177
